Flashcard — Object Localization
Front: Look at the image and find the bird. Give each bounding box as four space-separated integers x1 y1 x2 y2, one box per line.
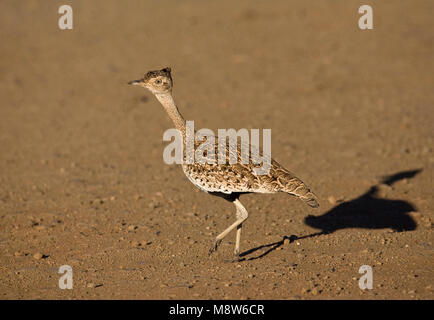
129 67 319 258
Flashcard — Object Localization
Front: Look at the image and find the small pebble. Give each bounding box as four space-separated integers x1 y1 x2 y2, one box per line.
148 201 160 209
131 241 141 247
33 253 44 260
328 196 337 204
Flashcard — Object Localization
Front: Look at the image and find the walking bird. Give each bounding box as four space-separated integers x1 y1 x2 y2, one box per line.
129 67 319 258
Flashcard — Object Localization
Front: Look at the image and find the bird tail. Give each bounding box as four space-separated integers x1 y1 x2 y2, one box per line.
283 178 319 208
300 191 320 208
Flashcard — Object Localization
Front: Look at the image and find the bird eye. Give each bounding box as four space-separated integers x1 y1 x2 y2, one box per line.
155 79 162 84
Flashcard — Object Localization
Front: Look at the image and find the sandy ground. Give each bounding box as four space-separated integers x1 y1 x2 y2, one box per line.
0 0 433 300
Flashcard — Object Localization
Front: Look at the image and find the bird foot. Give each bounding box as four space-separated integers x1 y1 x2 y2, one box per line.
209 239 222 255
232 253 243 263
222 257 241 263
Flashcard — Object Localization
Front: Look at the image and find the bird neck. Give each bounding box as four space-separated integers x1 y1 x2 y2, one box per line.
155 92 186 135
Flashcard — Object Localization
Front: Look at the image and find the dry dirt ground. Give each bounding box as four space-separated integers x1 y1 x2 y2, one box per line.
0 1 433 300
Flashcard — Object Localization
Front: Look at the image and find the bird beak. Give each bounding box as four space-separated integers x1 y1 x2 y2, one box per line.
128 78 144 86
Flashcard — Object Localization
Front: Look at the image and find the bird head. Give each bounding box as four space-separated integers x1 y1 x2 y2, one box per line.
129 67 173 94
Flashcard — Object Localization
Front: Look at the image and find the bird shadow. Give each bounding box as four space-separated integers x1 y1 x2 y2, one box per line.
238 168 421 261
237 235 298 262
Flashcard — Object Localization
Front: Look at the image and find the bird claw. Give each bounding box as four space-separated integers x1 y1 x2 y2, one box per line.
209 239 222 255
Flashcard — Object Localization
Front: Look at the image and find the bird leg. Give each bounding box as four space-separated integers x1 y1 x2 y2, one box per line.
209 198 249 256
234 223 242 257
234 199 248 256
